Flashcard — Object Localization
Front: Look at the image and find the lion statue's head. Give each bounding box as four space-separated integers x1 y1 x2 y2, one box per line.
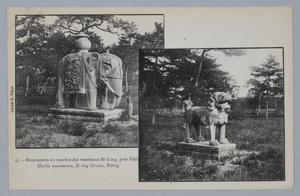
213 92 232 110
182 99 193 114
214 92 232 103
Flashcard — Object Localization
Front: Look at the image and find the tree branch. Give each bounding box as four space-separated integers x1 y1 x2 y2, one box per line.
59 24 80 34
79 19 85 30
94 24 119 34
62 30 78 35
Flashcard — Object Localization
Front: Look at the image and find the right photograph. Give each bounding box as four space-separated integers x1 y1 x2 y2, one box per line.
139 48 285 182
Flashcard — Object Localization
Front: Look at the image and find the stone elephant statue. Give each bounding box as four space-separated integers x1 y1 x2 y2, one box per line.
56 51 123 110
182 92 232 146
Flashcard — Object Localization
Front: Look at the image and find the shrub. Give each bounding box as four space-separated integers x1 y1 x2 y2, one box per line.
83 129 99 138
103 124 121 134
16 128 28 140
30 116 39 124
59 121 86 136
59 121 71 133
70 122 86 136
44 115 54 124
72 137 88 148
117 111 128 122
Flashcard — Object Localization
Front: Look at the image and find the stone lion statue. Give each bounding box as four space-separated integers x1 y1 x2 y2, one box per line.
182 92 232 146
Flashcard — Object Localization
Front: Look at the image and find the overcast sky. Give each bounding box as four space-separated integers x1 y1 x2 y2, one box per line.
209 48 283 97
42 15 163 46
95 15 163 46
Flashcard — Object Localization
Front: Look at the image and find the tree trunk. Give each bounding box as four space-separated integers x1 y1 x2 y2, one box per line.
151 95 159 124
151 103 158 125
151 50 160 124
125 63 128 94
25 76 29 97
192 49 209 101
266 77 270 120
266 100 269 120
194 50 206 88
40 77 50 95
151 109 156 124
124 63 129 111
274 98 278 109
257 93 261 116
169 108 173 118
266 71 271 120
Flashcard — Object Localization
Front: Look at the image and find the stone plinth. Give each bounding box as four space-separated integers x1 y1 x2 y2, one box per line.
49 108 124 123
178 141 236 159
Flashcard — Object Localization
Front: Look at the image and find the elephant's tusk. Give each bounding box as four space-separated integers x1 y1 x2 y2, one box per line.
102 79 121 97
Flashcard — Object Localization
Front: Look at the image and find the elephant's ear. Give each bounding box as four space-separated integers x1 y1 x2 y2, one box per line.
102 53 122 69
114 55 123 68
85 52 100 71
99 53 123 78
102 54 112 67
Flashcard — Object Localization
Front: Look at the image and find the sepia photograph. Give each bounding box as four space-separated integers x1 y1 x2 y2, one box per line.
139 48 285 182
15 14 164 148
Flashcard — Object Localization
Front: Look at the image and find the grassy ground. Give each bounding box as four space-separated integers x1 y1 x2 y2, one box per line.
16 104 138 148
139 113 285 181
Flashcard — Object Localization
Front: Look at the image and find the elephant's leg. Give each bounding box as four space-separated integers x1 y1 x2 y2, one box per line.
99 87 108 109
115 96 121 108
56 74 65 109
69 94 78 108
86 86 97 110
56 92 65 109
84 67 97 110
219 125 229 144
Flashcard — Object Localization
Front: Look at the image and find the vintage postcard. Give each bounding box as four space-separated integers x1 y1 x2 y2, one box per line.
7 7 293 190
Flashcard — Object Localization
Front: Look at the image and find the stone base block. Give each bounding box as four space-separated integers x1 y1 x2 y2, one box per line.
49 108 124 123
178 141 236 159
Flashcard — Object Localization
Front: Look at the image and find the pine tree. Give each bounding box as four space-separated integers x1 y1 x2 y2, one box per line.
248 55 283 120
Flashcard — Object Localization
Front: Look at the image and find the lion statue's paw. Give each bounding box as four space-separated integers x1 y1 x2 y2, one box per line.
219 138 229 144
186 138 195 143
196 136 205 142
209 140 219 146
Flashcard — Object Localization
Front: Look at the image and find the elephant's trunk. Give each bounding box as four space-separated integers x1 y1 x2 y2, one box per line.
103 79 121 97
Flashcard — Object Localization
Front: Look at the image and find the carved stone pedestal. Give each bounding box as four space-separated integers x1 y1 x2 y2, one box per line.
49 108 124 123
178 141 236 160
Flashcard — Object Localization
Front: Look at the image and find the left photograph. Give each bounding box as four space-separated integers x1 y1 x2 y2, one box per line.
15 14 164 148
